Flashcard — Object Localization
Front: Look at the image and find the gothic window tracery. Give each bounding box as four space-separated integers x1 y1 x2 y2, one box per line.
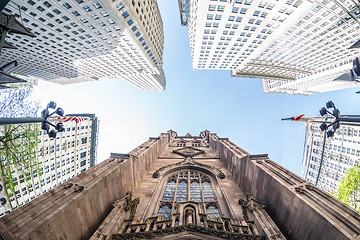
157 170 220 220
158 203 172 220
206 203 220 220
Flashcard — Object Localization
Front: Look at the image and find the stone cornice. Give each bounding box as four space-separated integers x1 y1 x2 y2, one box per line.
111 224 264 240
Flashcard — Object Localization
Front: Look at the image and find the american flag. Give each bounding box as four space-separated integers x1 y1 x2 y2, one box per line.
57 116 86 123
281 114 304 121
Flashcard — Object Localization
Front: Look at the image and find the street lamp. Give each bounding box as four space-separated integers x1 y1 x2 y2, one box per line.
40 101 65 138
0 101 65 138
319 101 360 137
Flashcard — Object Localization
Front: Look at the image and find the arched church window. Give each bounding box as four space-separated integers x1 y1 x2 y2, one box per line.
157 170 220 219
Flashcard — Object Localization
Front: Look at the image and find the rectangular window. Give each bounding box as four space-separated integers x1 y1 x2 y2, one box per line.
44 1 52 7
131 25 137 31
37 6 45 12
63 3 72 9
217 5 225 11
209 5 215 11
72 11 80 16
27 0 35 6
245 0 252 5
80 152 86 158
122 11 129 18
207 14 214 20
228 16 235 21
127 19 133 25
83 6 92 12
80 160 86 167
232 7 239 13
116 3 124 10
215 14 222 20
135 31 140 37
93 2 102 8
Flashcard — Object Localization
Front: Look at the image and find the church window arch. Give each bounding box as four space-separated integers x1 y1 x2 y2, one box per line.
156 170 221 220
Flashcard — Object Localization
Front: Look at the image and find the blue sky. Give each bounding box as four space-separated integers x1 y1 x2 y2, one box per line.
32 0 360 176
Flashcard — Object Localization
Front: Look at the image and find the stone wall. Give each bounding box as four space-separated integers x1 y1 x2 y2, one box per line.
205 131 360 240
0 132 170 240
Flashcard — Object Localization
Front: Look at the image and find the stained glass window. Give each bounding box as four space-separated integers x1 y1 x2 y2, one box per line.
206 204 220 220
190 181 201 202
202 181 216 201
162 181 176 201
176 181 188 201
158 170 220 219
157 204 171 220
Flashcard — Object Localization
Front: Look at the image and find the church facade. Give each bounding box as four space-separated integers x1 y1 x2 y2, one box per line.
0 130 359 240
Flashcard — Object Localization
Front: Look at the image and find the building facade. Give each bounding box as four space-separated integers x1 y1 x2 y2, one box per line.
1 0 165 91
301 117 360 194
1 130 359 240
179 0 360 95
0 114 99 217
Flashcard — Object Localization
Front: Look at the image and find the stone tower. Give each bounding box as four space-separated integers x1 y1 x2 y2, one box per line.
1 130 359 240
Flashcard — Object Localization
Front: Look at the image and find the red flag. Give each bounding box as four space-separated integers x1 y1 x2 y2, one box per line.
281 114 304 121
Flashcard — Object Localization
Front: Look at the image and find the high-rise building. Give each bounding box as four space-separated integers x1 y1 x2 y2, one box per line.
301 117 360 193
1 130 359 240
179 0 360 95
0 114 99 217
1 0 165 91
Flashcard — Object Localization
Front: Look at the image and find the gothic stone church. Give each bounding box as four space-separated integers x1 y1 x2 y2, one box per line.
1 130 360 240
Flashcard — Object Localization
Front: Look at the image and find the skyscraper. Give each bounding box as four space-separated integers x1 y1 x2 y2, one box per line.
301 117 360 193
179 0 360 95
0 114 99 217
1 130 359 239
1 0 165 91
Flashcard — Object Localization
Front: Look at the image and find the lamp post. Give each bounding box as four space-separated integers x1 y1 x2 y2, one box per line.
315 101 360 186
319 101 360 137
0 101 65 138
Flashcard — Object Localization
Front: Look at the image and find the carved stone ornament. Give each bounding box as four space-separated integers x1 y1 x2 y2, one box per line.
124 191 140 220
152 157 225 179
173 147 205 158
74 184 85 193
238 193 265 212
111 224 264 240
